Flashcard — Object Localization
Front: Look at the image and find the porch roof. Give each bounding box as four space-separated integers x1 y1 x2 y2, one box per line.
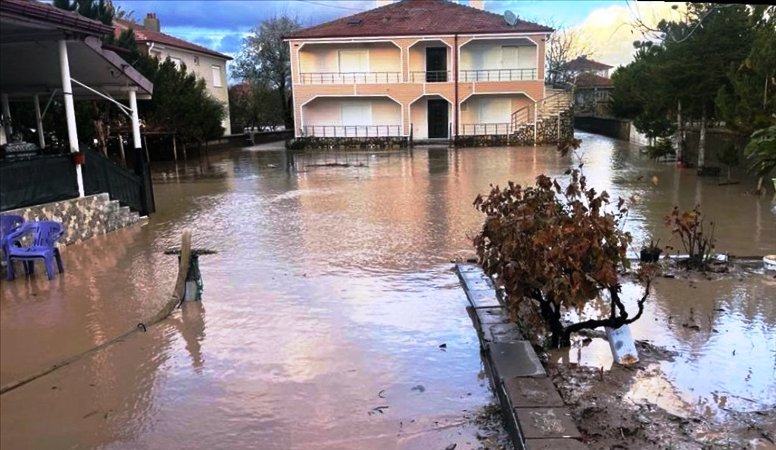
0 0 152 99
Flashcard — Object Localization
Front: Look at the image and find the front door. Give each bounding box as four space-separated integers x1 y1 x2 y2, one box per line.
427 100 448 139
426 47 447 82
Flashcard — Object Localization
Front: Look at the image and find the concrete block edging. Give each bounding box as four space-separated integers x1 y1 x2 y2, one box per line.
455 263 588 450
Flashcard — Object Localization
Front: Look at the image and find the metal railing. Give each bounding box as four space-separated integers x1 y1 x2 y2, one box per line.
460 123 513 136
410 70 450 83
82 149 146 214
459 68 537 82
299 72 401 84
302 125 403 138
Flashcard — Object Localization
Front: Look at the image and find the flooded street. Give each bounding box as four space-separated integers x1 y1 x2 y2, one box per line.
2 132 775 449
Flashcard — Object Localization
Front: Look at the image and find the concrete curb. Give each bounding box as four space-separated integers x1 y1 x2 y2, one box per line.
456 263 588 450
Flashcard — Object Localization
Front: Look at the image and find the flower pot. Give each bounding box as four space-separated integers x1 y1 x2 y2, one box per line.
640 248 662 263
71 152 85 165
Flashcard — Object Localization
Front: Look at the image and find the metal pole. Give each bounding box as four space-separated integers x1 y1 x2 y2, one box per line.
59 40 84 197
172 134 178 161
33 94 45 149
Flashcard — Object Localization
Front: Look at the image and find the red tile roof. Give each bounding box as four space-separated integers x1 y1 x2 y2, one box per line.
0 0 114 35
563 56 612 71
285 0 553 39
115 19 232 60
574 73 613 88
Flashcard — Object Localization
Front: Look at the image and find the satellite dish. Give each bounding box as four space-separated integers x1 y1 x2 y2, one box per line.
504 10 517 26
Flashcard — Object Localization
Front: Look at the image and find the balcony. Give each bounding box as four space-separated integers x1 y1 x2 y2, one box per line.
410 70 450 83
298 72 401 85
459 68 537 82
302 125 403 138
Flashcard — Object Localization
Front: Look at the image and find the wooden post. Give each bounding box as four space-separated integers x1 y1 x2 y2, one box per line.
117 133 126 164
143 134 150 161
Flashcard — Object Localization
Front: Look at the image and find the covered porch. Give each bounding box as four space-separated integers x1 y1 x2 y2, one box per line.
300 96 404 138
0 0 154 218
459 37 538 82
459 93 532 136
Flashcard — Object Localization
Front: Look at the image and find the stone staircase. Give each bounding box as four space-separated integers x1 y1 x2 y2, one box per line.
511 88 574 145
5 193 145 245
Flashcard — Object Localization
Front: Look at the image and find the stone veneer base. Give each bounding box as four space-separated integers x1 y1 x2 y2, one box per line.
2 193 143 245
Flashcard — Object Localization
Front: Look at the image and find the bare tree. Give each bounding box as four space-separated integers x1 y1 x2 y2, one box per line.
545 24 594 85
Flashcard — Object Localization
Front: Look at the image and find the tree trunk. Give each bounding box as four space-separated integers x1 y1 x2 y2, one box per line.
697 104 707 169
675 99 683 164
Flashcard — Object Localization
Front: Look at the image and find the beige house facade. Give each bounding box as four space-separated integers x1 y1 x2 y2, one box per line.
286 0 554 141
116 14 232 135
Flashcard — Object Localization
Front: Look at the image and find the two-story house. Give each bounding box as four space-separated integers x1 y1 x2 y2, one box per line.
115 14 232 135
562 56 614 117
285 0 571 145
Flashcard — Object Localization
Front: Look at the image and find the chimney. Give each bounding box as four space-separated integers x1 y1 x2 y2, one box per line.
144 13 160 32
469 0 485 9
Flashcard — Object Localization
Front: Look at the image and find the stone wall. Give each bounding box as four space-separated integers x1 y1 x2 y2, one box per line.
286 136 409 150
3 194 142 245
456 110 574 148
574 116 631 141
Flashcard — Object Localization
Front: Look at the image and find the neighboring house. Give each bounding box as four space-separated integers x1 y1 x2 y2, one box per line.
285 0 571 143
115 14 232 135
562 56 614 117
562 56 612 80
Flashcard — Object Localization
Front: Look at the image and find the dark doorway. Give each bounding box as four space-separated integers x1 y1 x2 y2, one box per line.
425 47 447 82
427 99 449 139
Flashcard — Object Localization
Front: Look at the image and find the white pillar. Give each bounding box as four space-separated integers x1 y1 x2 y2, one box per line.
33 94 45 149
59 40 84 197
128 89 142 150
1 93 12 137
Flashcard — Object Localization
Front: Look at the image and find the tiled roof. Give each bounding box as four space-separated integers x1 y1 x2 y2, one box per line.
0 0 114 35
574 73 613 88
285 0 553 39
115 19 232 61
563 56 612 71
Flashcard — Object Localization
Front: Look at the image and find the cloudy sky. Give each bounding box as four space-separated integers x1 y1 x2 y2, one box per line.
112 0 683 72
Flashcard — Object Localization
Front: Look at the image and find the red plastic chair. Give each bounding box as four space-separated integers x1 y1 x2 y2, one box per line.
5 221 64 280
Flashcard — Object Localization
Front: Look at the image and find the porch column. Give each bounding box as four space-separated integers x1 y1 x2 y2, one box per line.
59 39 84 197
128 88 141 151
1 93 12 137
33 94 45 149
128 88 152 215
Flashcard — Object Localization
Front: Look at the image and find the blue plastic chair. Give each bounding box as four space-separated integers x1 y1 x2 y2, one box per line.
1 214 25 254
5 221 64 281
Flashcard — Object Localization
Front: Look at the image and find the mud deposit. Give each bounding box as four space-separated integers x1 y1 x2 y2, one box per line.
547 340 776 449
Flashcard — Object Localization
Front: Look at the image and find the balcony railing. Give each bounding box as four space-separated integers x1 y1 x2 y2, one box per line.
410 70 450 83
460 123 512 136
459 68 537 82
302 125 403 138
299 72 401 84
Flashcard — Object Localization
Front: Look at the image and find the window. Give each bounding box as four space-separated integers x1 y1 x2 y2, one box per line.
479 98 511 123
341 101 372 126
211 65 222 87
338 50 369 73
193 56 199 66
500 46 519 69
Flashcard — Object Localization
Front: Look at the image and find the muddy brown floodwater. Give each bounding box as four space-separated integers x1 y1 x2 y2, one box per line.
1 132 775 449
